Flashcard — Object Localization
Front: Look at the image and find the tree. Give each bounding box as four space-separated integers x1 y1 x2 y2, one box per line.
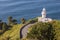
0 19 2 22
8 16 12 24
21 18 26 24
8 16 13 25
2 22 7 31
12 19 17 25
0 20 3 30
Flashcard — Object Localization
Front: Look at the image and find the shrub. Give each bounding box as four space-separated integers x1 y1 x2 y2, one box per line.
2 22 7 31
8 16 13 25
52 20 60 40
21 18 26 24
27 18 38 24
27 22 55 40
12 19 17 25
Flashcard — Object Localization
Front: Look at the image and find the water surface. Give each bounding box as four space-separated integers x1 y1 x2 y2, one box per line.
0 0 60 22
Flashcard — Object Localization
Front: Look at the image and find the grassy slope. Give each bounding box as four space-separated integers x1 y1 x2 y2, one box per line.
0 24 23 40
27 20 60 40
0 17 60 40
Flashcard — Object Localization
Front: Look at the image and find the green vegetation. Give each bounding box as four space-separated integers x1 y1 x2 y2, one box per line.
52 20 60 40
0 16 24 40
8 16 13 25
0 16 60 40
0 17 38 40
27 17 38 24
21 18 26 24
27 22 53 40
26 20 60 40
8 16 17 26
0 24 23 40
0 16 18 35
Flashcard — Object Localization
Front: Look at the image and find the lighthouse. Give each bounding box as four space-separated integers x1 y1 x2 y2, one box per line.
38 8 52 22
41 8 46 18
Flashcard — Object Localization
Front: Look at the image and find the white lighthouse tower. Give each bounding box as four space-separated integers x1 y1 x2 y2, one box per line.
38 8 52 22
41 8 46 18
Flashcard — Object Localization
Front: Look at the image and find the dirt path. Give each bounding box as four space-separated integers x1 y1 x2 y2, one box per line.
20 24 34 39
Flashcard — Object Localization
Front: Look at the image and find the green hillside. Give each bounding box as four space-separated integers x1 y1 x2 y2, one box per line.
0 16 38 40
26 20 60 40
0 16 60 40
0 24 23 40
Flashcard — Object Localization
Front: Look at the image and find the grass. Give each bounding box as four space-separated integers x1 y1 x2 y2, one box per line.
0 17 37 40
0 24 23 40
0 17 60 40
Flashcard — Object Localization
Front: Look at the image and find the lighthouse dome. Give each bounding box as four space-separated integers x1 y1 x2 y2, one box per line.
41 8 46 14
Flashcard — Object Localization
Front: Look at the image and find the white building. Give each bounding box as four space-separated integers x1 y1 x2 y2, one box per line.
38 8 52 22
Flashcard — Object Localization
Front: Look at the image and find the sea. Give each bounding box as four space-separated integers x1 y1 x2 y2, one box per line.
0 0 60 23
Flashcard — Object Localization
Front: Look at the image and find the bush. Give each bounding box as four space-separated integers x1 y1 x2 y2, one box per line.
52 20 60 40
21 18 26 24
12 19 17 25
0 22 3 30
2 22 8 31
27 22 55 40
27 18 38 24
8 16 17 26
8 16 13 25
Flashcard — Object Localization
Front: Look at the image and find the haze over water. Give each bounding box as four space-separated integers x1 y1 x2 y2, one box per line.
0 0 60 22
